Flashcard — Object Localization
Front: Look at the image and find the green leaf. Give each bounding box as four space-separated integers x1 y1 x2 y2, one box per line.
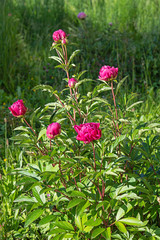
115 222 127 233
67 199 84 209
75 78 95 88
110 135 126 152
14 195 37 203
48 228 66 235
55 221 74 231
116 207 126 221
32 186 46 205
102 227 111 240
85 218 102 227
70 191 86 198
39 215 56 225
68 49 80 66
76 200 91 216
115 76 128 96
126 101 143 111
33 84 54 93
91 228 105 239
49 56 63 64
25 209 44 227
38 128 46 140
119 217 144 226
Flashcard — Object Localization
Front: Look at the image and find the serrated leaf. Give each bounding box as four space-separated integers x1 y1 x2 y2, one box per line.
25 209 44 227
115 221 127 233
91 228 105 239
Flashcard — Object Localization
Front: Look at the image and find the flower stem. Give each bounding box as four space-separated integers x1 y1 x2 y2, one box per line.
111 81 120 136
91 142 96 171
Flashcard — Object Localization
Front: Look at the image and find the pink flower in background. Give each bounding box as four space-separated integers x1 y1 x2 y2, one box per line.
109 22 113 26
8 100 27 117
68 78 77 88
99 65 118 81
46 122 61 139
77 12 87 19
52 29 67 43
74 123 101 144
8 13 12 17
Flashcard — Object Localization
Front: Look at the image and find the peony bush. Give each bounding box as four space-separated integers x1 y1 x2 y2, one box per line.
8 29 160 239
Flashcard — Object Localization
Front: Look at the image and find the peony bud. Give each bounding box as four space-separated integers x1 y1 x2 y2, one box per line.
99 65 118 81
46 122 61 139
52 29 67 44
8 100 27 117
77 12 87 19
68 78 77 88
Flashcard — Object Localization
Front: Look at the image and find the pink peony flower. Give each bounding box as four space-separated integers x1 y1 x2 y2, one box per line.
52 29 67 43
74 123 101 144
8 100 27 117
46 122 61 139
99 65 118 81
68 78 77 88
77 12 87 19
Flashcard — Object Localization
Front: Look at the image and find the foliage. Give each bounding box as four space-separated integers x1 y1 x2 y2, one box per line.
1 33 160 240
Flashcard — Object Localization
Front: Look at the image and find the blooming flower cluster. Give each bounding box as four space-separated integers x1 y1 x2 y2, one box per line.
74 123 101 144
52 29 67 44
99 65 118 81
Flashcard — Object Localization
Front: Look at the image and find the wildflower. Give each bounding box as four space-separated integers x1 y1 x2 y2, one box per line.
46 122 61 139
68 78 77 88
99 65 118 81
8 13 12 17
4 159 7 162
8 100 27 117
109 22 113 26
77 12 87 19
74 123 101 144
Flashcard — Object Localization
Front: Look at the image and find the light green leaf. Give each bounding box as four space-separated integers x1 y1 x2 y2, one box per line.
91 228 105 239
119 217 144 226
33 84 54 93
68 49 80 65
102 227 111 240
85 218 102 227
126 101 143 111
55 221 74 231
14 195 37 203
67 199 84 209
38 128 46 140
39 215 56 225
25 209 44 227
116 76 128 96
115 222 127 233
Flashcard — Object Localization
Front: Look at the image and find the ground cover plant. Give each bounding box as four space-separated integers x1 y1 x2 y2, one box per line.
1 28 160 239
